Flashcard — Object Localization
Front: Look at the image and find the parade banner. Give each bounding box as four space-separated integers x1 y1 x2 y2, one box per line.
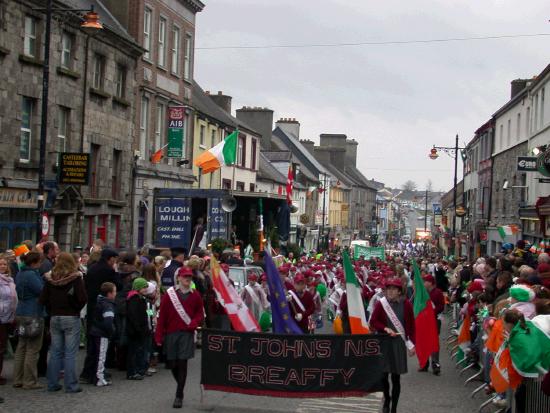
353 245 385 261
201 329 395 398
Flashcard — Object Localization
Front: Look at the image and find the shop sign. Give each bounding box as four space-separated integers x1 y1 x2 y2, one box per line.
167 106 185 158
434 215 442 227
154 197 192 248
59 153 90 185
208 198 229 241
517 156 538 172
0 188 37 208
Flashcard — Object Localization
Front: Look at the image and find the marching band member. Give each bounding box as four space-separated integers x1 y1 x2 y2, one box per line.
287 274 315 334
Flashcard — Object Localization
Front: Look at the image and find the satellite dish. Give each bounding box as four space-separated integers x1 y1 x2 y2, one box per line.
221 196 237 213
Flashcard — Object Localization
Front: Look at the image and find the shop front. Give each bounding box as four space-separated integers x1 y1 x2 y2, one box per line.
0 188 38 250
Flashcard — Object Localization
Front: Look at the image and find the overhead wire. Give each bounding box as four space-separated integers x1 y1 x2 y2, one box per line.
196 33 550 50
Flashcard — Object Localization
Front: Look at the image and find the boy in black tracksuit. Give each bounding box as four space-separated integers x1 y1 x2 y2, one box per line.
88 282 116 386
126 278 152 380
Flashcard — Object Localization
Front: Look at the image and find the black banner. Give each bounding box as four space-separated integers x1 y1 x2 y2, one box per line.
201 329 397 398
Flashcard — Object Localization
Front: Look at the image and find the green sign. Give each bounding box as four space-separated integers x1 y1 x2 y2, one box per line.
167 106 185 158
353 245 385 261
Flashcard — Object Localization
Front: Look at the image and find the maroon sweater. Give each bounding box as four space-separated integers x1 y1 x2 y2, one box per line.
155 288 204 345
288 290 315 333
370 298 415 344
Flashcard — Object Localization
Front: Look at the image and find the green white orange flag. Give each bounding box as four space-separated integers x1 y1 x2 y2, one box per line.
490 343 522 393
412 261 439 368
508 315 550 377
194 130 238 173
457 313 472 352
343 251 369 334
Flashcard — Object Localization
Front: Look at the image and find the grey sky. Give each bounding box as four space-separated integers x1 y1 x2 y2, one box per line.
194 0 550 191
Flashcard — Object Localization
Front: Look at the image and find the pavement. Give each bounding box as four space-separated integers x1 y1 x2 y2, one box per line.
0 317 489 413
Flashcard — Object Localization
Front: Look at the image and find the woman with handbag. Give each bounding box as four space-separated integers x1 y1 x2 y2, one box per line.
13 251 45 390
40 252 87 392
0 254 18 385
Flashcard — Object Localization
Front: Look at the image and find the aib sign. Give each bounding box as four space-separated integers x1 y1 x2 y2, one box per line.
517 156 537 172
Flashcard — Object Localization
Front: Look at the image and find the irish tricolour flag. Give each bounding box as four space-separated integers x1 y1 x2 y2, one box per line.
343 251 369 334
194 130 238 173
497 224 519 240
412 261 439 368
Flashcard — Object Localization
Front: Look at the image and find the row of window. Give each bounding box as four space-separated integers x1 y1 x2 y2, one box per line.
20 97 69 162
496 87 546 152
23 16 128 100
143 7 192 80
19 97 122 199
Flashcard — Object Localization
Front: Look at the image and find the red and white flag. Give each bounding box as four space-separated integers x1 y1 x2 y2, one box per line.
210 257 260 332
286 165 294 205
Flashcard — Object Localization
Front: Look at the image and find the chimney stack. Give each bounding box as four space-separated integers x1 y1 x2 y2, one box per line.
275 118 300 139
319 133 347 148
235 106 274 150
510 79 528 99
300 139 315 154
345 139 358 167
209 91 232 114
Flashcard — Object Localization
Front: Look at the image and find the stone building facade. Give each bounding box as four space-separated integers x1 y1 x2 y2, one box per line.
0 0 142 250
102 0 205 247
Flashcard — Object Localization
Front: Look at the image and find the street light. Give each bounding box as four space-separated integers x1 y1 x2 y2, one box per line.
35 1 102 243
429 134 465 257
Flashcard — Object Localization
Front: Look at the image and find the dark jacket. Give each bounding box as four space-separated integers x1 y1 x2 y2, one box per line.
39 257 55 276
89 295 116 338
39 271 87 317
85 259 118 318
15 266 45 317
161 260 182 288
126 291 151 338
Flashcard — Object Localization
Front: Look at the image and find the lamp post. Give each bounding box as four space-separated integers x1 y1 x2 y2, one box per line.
316 173 328 252
34 1 102 243
429 134 465 257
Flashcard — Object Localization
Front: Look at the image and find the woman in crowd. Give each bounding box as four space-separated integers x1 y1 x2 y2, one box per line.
370 277 416 413
40 252 87 392
13 252 45 390
155 266 204 409
0 254 17 384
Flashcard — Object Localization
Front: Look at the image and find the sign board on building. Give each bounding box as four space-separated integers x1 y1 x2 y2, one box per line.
154 197 192 248
432 203 442 215
207 198 229 241
167 106 185 158
434 214 442 227
0 188 38 208
517 156 538 172
536 150 550 177
353 245 385 260
59 153 90 185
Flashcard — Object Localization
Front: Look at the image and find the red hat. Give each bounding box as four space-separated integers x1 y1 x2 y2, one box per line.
467 279 485 293
537 263 550 273
260 274 267 282
247 271 258 282
177 267 193 278
290 266 297 272
279 266 289 274
422 274 435 284
294 274 306 284
385 278 403 289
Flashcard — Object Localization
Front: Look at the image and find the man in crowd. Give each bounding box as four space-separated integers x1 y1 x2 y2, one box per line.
161 248 185 289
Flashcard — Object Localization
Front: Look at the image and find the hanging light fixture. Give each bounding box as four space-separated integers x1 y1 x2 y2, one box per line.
81 6 103 32
429 147 439 160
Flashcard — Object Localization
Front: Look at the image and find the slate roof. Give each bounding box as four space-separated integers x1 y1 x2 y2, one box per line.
344 165 379 191
272 127 328 178
257 153 287 185
191 81 260 136
64 0 137 45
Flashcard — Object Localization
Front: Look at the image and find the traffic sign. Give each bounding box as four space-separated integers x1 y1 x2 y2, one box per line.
41 213 50 238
